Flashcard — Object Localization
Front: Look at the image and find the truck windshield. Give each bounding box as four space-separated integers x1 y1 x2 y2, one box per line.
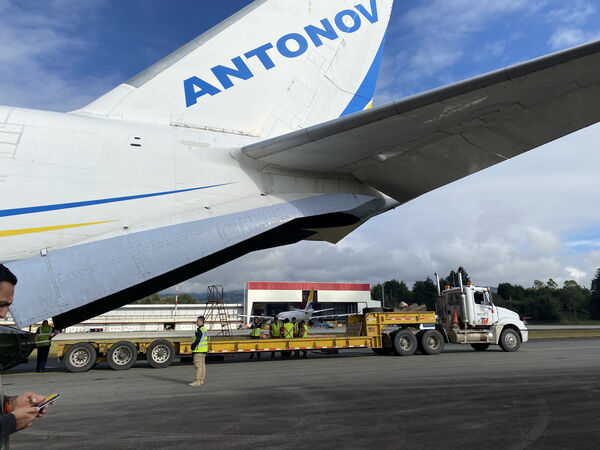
474 291 493 306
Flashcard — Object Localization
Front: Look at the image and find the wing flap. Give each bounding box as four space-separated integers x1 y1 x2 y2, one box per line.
241 40 600 203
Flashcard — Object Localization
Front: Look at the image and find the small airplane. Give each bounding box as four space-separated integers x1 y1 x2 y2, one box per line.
241 288 339 323
3 0 600 331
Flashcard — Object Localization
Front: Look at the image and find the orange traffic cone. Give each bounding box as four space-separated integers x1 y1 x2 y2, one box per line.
452 306 459 326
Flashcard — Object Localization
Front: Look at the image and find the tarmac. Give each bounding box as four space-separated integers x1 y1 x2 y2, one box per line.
3 337 600 449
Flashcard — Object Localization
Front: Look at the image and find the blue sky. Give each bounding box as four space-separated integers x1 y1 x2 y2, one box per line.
1 0 600 291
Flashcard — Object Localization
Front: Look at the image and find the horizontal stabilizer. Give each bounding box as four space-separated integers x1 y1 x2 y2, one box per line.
241 40 600 203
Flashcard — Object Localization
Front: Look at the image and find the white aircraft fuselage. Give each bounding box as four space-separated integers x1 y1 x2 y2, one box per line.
1 105 392 327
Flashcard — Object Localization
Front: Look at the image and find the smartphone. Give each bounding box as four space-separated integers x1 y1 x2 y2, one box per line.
37 393 59 409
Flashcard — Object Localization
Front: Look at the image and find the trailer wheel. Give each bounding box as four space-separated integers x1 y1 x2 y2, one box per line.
471 343 490 351
392 329 417 356
147 340 175 368
419 330 444 355
107 341 138 370
64 343 97 373
499 328 521 352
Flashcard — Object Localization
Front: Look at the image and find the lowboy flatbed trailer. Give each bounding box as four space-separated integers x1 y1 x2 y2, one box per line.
55 311 440 372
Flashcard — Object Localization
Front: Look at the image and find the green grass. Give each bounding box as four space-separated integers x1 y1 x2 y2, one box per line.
556 315 600 326
529 329 600 339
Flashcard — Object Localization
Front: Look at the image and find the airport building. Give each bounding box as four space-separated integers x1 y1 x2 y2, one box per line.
1 304 244 333
244 281 379 321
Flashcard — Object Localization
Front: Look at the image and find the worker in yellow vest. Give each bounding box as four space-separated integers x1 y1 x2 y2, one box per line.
282 318 295 358
189 316 208 387
298 320 309 358
269 316 281 359
282 319 295 339
249 317 262 359
34 320 58 373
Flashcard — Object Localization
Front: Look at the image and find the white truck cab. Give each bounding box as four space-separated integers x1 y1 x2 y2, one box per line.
435 275 528 352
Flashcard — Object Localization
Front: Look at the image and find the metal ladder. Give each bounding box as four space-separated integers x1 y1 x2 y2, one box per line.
204 285 232 337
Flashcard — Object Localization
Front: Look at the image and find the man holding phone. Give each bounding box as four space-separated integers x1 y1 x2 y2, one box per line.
0 264 53 447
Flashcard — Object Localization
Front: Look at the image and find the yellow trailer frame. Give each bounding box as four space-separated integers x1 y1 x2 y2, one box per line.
55 312 438 372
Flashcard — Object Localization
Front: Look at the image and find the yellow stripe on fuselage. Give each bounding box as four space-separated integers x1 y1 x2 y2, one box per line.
0 221 115 237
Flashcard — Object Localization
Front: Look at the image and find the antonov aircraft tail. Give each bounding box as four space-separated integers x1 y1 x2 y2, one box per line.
76 0 392 138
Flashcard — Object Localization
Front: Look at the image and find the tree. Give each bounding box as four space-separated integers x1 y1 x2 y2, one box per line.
134 293 161 304
371 283 383 303
412 277 437 310
457 266 471 283
133 293 198 304
546 278 558 289
560 280 590 323
440 267 471 288
590 269 600 320
372 280 413 307
496 283 525 302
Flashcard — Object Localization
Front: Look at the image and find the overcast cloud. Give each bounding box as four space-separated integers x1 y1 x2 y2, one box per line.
1 0 599 295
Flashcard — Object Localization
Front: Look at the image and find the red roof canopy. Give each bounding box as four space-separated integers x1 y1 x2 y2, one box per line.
247 282 370 291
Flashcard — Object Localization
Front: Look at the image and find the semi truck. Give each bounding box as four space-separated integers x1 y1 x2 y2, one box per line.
51 275 526 372
433 273 528 352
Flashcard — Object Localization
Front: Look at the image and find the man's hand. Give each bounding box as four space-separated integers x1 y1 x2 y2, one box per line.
15 392 45 408
11 406 38 430
15 392 49 418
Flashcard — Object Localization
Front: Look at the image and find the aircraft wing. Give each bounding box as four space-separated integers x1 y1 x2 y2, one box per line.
239 314 274 320
309 308 336 315
241 40 600 203
314 313 355 319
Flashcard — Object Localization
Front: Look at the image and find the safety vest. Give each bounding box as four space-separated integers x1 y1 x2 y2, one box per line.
293 322 299 337
36 324 53 348
192 325 208 353
250 325 261 337
299 324 309 338
283 322 295 339
270 322 281 338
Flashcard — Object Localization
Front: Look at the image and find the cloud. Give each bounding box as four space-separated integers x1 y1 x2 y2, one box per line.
548 27 599 49
545 1 599 49
0 1 119 111
565 266 586 280
546 1 596 25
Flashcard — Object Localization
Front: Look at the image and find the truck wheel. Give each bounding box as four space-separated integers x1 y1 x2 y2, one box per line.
147 340 175 368
471 343 490 351
499 328 521 352
393 329 417 356
419 330 444 355
107 341 138 370
64 342 97 373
